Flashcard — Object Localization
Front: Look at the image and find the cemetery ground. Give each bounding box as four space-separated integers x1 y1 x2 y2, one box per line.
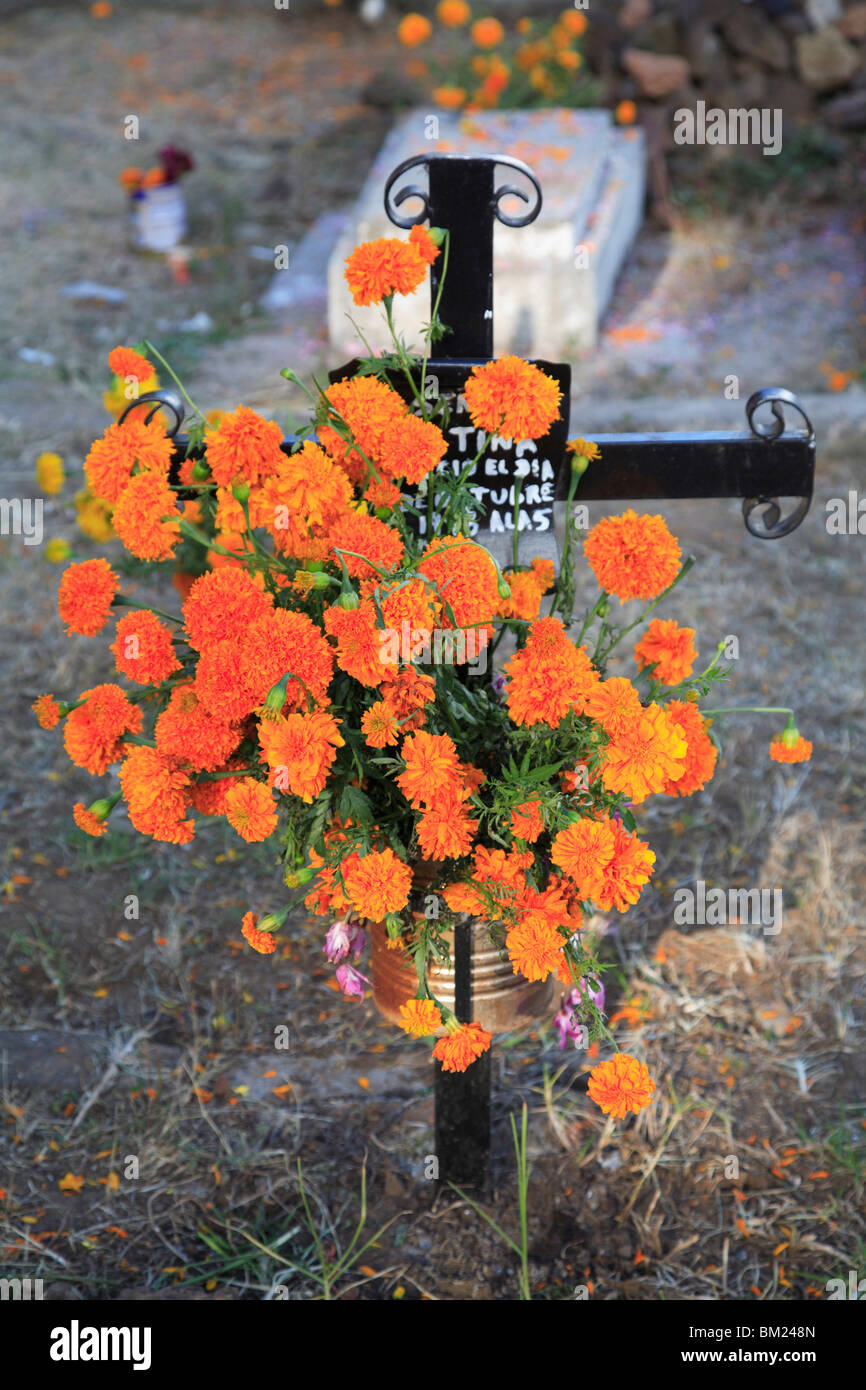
1 2 865 1300
2 456 865 1301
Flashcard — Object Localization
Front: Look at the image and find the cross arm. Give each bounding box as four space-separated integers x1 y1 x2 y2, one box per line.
561 389 816 539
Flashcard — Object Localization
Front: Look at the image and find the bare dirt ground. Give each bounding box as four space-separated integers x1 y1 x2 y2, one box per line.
1 1 865 1301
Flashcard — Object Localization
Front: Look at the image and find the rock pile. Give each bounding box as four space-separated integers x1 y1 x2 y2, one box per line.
590 0 866 132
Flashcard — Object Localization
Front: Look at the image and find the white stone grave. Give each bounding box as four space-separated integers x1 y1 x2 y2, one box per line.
326 107 645 361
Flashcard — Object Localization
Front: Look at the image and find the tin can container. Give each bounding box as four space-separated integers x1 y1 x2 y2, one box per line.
369 917 555 1035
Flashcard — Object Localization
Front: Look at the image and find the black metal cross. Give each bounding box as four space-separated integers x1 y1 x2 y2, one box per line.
128 152 816 1196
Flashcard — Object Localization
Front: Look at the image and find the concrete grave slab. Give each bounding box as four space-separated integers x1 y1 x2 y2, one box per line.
326 107 646 360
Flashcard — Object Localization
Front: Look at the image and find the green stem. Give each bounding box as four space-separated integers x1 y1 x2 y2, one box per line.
511 474 524 570
549 466 581 624
702 706 794 718
142 340 206 422
597 556 696 662
111 594 181 625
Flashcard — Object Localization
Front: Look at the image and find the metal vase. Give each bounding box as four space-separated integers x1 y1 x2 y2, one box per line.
369 916 555 1035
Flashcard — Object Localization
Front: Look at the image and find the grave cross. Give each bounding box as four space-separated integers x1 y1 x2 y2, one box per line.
128 153 816 1196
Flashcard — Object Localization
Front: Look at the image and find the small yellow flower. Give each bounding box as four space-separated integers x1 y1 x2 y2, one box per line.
45 538 72 563
36 452 65 495
75 489 114 543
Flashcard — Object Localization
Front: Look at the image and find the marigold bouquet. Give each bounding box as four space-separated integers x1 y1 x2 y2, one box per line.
396 5 599 113
35 221 810 1119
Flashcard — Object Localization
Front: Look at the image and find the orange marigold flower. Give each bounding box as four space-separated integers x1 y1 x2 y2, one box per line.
361 700 400 748
432 84 467 108
396 729 461 809
441 880 487 916
239 606 334 712
259 441 354 554
436 0 470 25
662 700 717 795
258 709 344 803
364 476 403 510
595 820 655 913
473 844 534 889
505 616 600 727
560 9 587 36
378 412 447 485
111 609 181 685
330 511 404 580
214 485 271 535
633 618 697 685
615 99 637 126
119 745 195 844
416 792 478 860
551 818 617 900
108 345 154 383
417 533 500 634
585 676 642 737
584 510 682 604
342 847 412 920
183 566 272 652
471 16 504 47
73 802 108 838
397 12 432 46
191 764 247 816
194 639 257 723
433 1020 492 1073
58 558 119 636
769 732 812 764
112 470 180 561
241 911 277 955
601 702 687 803
505 916 563 982
84 416 174 504
399 997 443 1037
155 683 242 772
463 356 561 440
33 693 63 729
380 667 436 723
224 778 278 842
64 683 142 776
511 799 544 843
319 375 408 484
587 1052 656 1119
373 575 440 638
408 223 442 267
204 405 286 488
324 600 396 687
344 236 429 306
498 565 551 622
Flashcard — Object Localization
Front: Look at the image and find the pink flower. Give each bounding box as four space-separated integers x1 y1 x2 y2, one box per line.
324 918 367 963
335 963 368 998
554 980 605 1050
